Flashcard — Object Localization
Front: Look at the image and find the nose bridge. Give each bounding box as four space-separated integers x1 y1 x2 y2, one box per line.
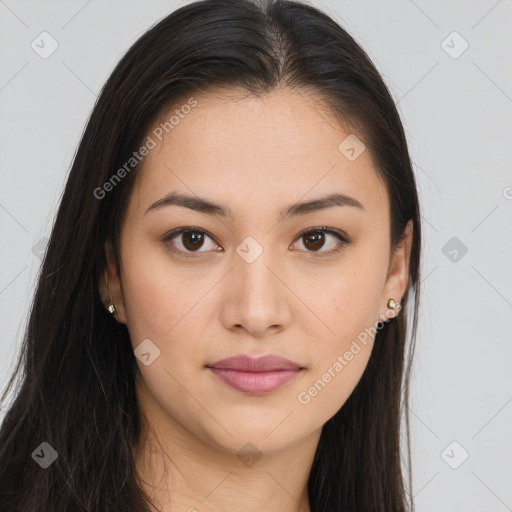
222 234 290 333
235 236 281 305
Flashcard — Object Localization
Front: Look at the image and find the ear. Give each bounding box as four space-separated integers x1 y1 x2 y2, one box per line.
380 219 414 320
98 240 127 324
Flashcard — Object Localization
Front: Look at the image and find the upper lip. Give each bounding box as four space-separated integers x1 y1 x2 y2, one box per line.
207 354 303 372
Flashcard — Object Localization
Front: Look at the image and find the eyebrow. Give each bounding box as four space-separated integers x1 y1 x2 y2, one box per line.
145 190 364 220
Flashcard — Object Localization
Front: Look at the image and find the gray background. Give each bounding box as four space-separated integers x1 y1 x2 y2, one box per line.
1 1 511 510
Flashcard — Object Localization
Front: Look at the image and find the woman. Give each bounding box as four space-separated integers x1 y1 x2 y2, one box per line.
0 0 422 510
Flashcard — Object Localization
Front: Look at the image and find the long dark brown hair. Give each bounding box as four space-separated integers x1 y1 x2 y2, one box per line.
0 0 422 510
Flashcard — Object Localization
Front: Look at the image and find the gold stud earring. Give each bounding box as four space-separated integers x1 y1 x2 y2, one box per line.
387 298 397 309
106 297 117 316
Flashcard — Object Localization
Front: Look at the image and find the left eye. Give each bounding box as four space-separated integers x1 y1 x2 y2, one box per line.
292 228 349 254
163 227 349 257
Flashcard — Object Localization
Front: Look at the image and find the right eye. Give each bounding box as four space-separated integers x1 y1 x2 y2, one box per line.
163 227 222 257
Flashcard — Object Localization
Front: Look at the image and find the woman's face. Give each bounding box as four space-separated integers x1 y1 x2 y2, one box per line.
101 88 411 456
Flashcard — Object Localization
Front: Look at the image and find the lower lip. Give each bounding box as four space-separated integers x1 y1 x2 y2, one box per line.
207 367 304 394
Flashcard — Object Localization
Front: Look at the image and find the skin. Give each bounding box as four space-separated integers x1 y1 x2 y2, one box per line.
99 88 413 512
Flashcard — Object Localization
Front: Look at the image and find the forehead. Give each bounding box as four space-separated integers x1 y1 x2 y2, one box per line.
129 88 388 220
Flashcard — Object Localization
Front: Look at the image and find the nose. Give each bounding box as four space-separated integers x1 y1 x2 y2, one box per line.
219 247 292 338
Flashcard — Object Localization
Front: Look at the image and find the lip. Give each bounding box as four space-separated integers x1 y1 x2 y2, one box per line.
206 354 305 395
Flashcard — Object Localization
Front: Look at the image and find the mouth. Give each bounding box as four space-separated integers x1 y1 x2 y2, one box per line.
205 354 306 395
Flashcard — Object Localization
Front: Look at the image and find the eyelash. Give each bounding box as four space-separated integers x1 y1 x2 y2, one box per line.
162 226 351 258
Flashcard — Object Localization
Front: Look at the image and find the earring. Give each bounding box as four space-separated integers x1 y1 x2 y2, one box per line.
106 297 117 316
387 298 398 309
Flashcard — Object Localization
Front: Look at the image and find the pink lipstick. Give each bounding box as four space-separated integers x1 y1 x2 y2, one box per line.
206 354 305 395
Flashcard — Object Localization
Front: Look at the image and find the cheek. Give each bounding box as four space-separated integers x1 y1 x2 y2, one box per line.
296 251 385 420
311 253 384 336
297 278 381 423
120 240 209 345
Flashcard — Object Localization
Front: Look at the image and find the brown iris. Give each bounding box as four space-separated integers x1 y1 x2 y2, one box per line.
302 231 325 251
181 231 205 251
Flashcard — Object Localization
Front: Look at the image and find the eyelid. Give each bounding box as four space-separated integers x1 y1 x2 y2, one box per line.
162 226 351 258
295 226 350 244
